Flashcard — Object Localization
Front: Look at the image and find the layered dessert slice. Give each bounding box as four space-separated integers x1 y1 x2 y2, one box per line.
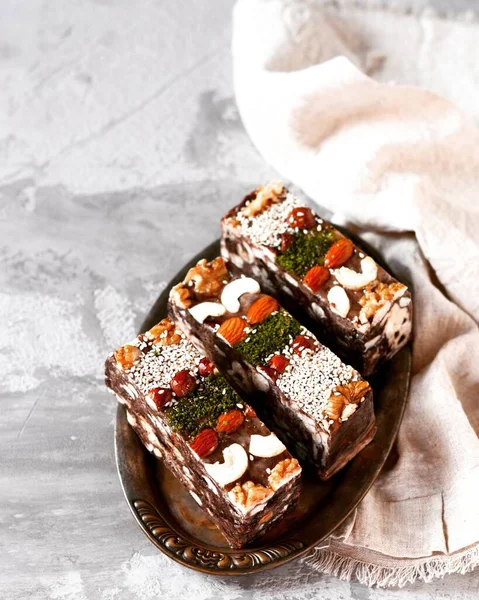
169 258 375 479
220 182 413 375
105 317 302 548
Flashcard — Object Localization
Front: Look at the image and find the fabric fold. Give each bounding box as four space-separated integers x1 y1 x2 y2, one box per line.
233 0 479 586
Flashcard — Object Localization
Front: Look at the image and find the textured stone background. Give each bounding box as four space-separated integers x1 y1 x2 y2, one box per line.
1 1 478 598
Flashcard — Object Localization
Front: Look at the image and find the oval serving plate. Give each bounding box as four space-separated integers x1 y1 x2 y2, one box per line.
115 237 411 575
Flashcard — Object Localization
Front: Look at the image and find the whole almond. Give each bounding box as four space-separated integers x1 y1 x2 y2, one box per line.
324 238 354 268
217 317 247 346
215 409 245 434
303 265 330 292
247 295 280 324
189 428 218 458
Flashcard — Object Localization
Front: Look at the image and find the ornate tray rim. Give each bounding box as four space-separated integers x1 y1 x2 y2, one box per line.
114 236 411 576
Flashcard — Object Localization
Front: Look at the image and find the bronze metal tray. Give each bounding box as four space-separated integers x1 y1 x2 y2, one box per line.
115 238 411 575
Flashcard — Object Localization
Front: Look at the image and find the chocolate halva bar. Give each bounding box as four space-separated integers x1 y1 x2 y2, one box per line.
169 258 375 479
105 317 301 548
220 182 413 375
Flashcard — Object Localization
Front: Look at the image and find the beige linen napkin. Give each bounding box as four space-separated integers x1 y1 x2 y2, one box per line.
233 0 479 587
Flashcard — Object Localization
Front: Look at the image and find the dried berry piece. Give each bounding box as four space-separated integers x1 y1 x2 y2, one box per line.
114 345 141 370
198 357 214 377
292 334 317 356
280 232 294 253
170 370 196 398
215 409 245 434
217 317 247 346
287 207 316 230
269 354 290 373
247 295 280 325
257 365 278 382
324 238 354 268
147 387 172 410
189 428 218 458
244 405 257 419
303 265 330 292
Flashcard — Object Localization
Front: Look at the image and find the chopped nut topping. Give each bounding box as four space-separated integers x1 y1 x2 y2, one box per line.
358 281 407 322
325 380 371 421
228 480 273 509
170 283 193 308
114 344 141 370
147 318 182 346
183 257 229 300
268 458 301 491
324 394 345 421
243 181 285 218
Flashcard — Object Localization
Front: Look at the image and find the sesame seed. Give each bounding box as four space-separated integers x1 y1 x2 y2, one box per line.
275 327 359 422
130 337 202 394
236 193 302 248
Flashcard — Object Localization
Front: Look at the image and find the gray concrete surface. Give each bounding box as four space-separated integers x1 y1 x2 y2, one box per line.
1 1 478 598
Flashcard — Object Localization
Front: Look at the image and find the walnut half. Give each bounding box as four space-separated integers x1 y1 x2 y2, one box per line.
170 283 192 308
183 257 228 300
325 380 371 421
228 480 273 510
268 458 301 491
242 181 285 218
358 281 406 322
146 317 182 346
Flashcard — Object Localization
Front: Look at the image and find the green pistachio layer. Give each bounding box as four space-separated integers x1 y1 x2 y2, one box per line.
277 229 336 278
166 374 240 437
236 311 301 366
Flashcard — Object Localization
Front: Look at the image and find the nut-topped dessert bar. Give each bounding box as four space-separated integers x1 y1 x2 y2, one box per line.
220 182 413 375
105 317 302 548
169 258 375 479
